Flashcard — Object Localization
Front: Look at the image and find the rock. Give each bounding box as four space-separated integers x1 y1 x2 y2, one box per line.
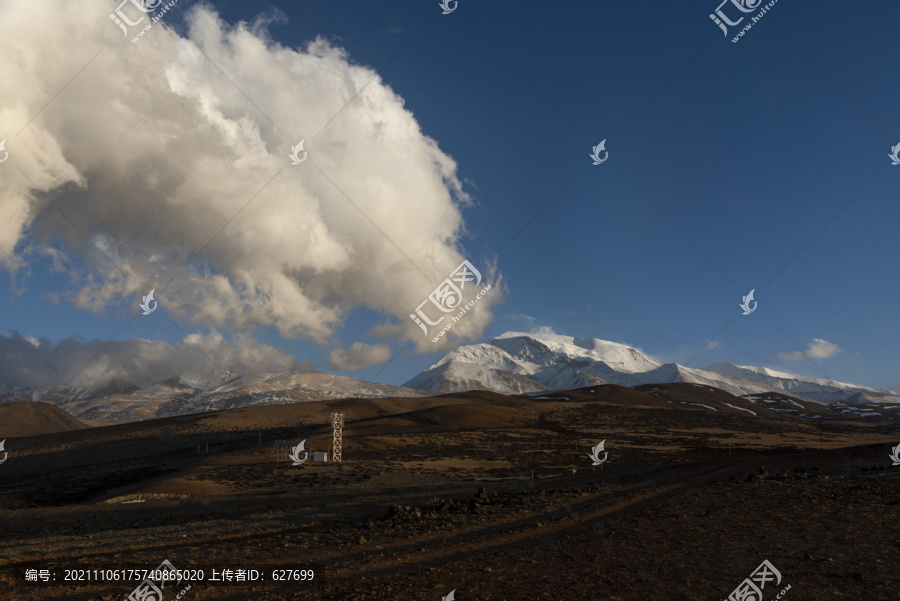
359 536 367 544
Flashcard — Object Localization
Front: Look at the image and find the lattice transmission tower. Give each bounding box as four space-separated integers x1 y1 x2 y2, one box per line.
331 412 343 462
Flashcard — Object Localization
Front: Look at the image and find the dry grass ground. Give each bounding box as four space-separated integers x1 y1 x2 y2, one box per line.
0 384 898 600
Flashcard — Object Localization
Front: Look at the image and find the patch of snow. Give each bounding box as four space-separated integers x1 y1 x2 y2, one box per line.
723 403 756 416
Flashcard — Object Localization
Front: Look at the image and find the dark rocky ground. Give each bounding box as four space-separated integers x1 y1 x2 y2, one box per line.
1 384 898 600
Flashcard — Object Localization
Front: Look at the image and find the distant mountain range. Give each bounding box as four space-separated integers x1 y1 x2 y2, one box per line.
403 331 900 405
0 372 430 424
2 330 896 425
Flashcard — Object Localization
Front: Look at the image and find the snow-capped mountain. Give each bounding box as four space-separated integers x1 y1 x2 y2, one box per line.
404 331 900 405
701 362 900 405
0 371 431 423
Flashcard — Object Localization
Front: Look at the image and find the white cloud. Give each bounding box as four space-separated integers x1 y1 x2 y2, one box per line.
0 0 499 359
509 313 538 328
0 331 298 389
779 338 842 361
706 340 721 349
533 325 557 337
328 341 391 371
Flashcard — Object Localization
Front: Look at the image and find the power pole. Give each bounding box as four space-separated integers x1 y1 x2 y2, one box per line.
331 412 343 463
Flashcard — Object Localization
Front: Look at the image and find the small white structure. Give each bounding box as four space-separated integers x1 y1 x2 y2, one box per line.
312 452 329 462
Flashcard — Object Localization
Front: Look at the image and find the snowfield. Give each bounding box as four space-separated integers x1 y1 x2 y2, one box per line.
404 331 900 406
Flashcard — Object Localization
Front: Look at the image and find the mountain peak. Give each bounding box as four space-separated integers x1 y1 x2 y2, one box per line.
407 332 900 405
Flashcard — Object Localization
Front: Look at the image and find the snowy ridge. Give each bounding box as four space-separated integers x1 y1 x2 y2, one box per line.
0 371 432 423
404 331 900 405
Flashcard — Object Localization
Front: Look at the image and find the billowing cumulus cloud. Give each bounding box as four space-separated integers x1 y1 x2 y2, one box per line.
779 338 842 361
0 0 500 376
0 331 300 389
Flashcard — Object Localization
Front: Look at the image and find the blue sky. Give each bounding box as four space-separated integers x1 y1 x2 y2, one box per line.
1 0 898 391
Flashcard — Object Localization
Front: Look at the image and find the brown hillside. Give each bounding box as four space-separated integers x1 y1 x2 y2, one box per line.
0 401 99 438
